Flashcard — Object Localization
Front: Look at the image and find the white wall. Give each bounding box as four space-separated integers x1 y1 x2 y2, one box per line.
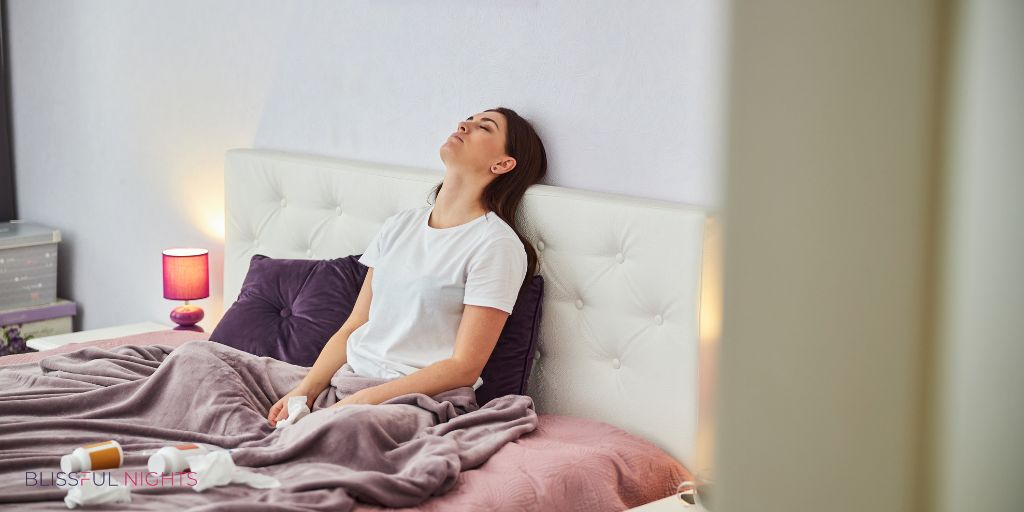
6 0 726 331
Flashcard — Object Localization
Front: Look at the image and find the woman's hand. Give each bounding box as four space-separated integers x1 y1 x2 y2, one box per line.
268 384 322 426
330 387 381 409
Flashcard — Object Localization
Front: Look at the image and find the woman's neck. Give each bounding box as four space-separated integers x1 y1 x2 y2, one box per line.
430 174 488 229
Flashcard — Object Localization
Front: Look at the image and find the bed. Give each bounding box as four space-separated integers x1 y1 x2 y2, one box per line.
0 148 714 511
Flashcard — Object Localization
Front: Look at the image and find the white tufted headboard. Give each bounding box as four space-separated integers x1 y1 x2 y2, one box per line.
224 148 715 470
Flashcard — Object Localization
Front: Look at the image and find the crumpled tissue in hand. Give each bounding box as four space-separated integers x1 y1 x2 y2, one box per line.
63 478 131 509
186 450 281 492
274 395 311 429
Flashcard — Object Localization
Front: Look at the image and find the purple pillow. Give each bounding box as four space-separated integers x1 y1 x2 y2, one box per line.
211 253 544 404
474 275 544 404
210 254 364 367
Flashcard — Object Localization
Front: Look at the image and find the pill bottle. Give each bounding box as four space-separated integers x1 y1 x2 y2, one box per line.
60 440 123 473
147 443 220 474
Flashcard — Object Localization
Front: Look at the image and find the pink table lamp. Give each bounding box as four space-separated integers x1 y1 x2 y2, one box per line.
162 248 209 332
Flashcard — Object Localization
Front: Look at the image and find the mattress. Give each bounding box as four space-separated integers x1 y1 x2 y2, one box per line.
0 331 690 511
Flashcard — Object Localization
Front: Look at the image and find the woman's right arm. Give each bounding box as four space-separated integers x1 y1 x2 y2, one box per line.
268 268 374 424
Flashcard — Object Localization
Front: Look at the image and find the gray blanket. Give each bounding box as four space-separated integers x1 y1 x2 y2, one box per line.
0 340 538 511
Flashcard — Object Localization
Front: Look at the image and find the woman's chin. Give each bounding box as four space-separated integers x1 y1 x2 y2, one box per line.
439 144 458 161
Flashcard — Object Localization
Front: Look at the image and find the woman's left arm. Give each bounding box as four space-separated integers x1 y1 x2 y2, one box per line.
332 304 509 406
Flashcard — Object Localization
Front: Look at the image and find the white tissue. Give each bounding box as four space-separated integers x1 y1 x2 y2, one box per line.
63 479 131 509
274 395 311 429
186 450 281 492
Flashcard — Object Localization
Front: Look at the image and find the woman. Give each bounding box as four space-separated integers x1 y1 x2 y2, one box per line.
268 107 547 426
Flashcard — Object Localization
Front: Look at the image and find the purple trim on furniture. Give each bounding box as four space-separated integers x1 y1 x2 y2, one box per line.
0 300 77 325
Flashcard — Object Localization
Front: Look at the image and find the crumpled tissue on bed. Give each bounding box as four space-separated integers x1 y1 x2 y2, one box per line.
274 395 311 429
62 478 131 509
187 450 281 492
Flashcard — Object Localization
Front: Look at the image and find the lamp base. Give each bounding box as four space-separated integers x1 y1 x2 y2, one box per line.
170 304 204 329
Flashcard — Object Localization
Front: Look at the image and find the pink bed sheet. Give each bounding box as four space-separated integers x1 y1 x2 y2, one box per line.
0 330 690 511
354 413 690 511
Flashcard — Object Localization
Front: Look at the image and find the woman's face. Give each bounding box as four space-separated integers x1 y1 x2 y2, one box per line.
439 111 515 176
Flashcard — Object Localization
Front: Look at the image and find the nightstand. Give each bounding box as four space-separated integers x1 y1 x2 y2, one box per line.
26 321 172 352
628 495 708 511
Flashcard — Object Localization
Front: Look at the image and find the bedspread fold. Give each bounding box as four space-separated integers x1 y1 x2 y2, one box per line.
0 340 538 511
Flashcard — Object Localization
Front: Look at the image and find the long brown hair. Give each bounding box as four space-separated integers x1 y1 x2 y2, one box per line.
429 107 548 292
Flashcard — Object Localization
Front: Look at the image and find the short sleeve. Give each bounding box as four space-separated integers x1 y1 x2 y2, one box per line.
357 215 395 268
463 237 528 314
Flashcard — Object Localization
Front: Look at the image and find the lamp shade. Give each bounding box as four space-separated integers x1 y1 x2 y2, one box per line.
162 248 209 300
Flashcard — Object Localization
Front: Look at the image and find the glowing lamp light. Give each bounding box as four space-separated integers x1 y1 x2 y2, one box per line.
162 248 209 331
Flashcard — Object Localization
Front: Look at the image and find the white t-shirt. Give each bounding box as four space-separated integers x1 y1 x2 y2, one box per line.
345 204 528 390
